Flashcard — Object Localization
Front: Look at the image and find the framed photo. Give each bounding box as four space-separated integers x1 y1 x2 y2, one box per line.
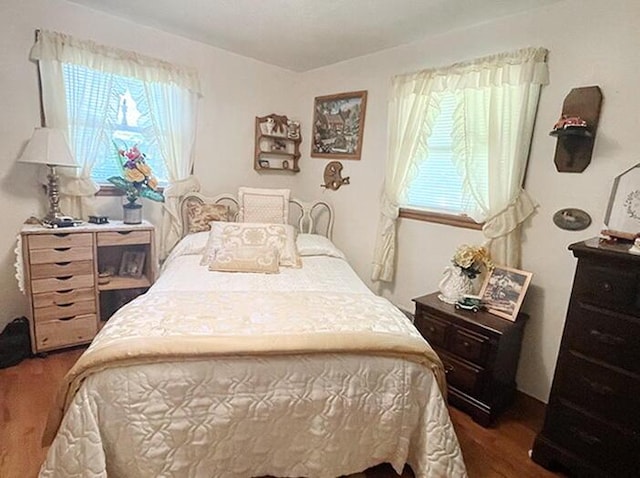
478 266 532 322
311 90 367 160
118 251 146 279
604 163 640 236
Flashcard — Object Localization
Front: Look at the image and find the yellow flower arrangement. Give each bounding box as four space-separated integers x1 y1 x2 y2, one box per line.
108 144 164 205
452 244 493 279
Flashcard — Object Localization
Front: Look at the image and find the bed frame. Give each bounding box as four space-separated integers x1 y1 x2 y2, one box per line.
179 191 334 239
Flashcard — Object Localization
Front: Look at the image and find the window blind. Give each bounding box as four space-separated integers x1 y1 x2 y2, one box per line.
62 64 168 184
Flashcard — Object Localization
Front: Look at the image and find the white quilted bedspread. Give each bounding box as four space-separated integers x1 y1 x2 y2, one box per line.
40 253 466 478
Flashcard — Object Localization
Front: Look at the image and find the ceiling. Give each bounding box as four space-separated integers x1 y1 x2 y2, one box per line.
66 0 562 72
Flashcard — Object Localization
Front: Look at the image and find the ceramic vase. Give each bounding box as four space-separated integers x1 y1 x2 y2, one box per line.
438 265 473 304
123 202 142 224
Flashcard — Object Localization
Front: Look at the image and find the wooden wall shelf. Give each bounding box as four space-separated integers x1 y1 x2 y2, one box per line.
552 86 602 173
254 114 301 172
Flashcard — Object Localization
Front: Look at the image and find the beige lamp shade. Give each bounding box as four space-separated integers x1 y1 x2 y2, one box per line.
18 127 77 167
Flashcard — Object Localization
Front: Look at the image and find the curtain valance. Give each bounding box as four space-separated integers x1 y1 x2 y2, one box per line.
392 47 548 98
31 30 202 95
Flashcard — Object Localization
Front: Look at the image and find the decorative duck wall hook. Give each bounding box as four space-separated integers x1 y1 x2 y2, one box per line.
321 161 350 190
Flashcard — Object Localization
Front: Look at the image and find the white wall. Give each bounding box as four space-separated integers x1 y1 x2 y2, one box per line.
293 0 640 401
0 0 297 330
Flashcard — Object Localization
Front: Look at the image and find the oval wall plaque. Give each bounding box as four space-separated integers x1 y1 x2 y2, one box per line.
553 208 592 231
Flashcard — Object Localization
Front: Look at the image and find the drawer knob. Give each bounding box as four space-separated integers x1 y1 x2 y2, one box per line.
589 329 625 346
444 364 455 375
54 247 71 252
580 377 614 396
117 231 133 235
428 326 436 333
601 281 612 292
569 426 601 445
59 316 76 322
462 341 471 348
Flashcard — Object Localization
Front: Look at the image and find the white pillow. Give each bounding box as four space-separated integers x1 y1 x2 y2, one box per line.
161 231 209 272
296 234 346 260
201 222 301 268
238 187 290 224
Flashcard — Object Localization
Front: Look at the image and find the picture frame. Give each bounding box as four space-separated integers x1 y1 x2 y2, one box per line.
118 251 146 279
311 90 367 160
604 163 640 237
478 265 532 322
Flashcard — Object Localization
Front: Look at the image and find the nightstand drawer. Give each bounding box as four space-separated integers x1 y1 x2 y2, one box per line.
414 313 448 348
35 314 97 351
97 230 151 246
440 351 483 395
31 274 94 294
28 232 92 250
30 246 94 265
566 303 640 374
555 352 640 431
33 298 96 322
33 288 95 308
450 327 489 365
30 260 94 279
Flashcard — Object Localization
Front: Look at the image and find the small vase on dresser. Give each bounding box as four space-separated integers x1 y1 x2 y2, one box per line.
438 265 473 304
123 201 143 224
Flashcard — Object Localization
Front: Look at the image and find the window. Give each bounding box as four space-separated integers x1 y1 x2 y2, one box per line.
62 64 168 185
402 92 487 222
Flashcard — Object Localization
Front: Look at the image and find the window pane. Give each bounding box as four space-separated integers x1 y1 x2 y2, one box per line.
62 64 168 185
405 93 464 214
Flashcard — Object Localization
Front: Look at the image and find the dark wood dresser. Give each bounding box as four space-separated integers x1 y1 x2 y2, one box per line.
413 292 528 426
531 239 640 477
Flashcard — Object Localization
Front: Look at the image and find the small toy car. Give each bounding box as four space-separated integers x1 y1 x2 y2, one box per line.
553 115 588 130
455 294 483 312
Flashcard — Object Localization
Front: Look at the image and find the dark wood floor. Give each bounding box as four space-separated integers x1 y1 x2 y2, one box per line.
0 349 563 478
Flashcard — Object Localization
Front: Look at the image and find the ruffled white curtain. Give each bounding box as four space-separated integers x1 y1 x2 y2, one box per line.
372 47 548 281
146 81 200 258
371 78 441 281
30 30 202 224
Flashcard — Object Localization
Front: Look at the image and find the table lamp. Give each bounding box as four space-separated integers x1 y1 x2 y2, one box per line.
18 127 78 227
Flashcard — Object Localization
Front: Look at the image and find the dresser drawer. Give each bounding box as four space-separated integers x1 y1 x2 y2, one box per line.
33 298 97 322
414 312 448 348
35 314 97 351
545 402 640 475
573 262 639 310
29 246 94 265
97 230 151 246
450 327 489 365
30 260 94 279
566 303 640 374
440 351 484 395
31 274 94 294
33 288 95 308
28 232 92 250
555 352 640 431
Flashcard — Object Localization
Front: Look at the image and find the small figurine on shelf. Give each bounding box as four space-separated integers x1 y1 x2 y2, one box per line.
287 120 300 139
265 117 275 135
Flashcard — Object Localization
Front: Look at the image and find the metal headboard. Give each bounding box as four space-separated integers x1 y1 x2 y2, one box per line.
180 192 334 239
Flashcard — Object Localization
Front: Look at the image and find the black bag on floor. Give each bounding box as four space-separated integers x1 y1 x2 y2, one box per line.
0 317 32 369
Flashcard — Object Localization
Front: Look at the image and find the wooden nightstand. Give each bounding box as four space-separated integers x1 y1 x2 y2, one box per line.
21 221 156 354
413 292 528 426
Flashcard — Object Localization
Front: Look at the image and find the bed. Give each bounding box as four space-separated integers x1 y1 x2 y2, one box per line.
39 191 467 478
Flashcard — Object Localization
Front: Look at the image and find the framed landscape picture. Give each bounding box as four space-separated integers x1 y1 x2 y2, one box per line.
311 90 367 160
479 266 532 322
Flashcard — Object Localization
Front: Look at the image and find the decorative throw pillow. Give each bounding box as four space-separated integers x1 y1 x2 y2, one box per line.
186 201 229 233
201 222 301 268
208 246 280 274
238 187 290 224
296 234 346 260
